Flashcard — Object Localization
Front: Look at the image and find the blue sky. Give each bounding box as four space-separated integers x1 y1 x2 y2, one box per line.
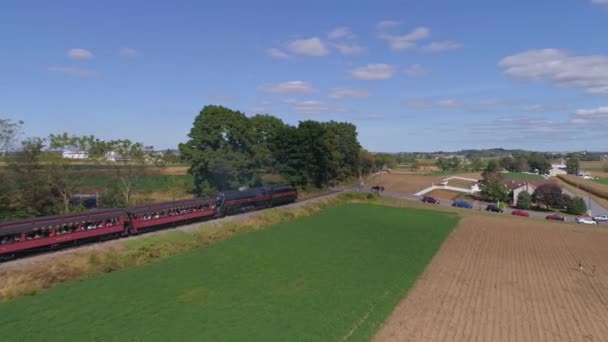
1 0 608 152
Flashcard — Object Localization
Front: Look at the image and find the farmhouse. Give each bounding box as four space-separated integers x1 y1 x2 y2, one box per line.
62 150 88 159
505 181 536 206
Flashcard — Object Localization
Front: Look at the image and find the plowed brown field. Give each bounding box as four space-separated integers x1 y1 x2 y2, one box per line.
368 174 442 193
375 215 608 342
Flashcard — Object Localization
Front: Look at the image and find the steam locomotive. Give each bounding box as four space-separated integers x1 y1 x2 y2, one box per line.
0 185 297 261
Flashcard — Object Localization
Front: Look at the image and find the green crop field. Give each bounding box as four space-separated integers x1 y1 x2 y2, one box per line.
80 174 194 192
503 172 544 180
0 204 458 341
595 178 608 185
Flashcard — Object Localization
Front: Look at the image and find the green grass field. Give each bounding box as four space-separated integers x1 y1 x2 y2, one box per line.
81 174 194 192
595 178 608 185
503 172 544 180
0 204 458 341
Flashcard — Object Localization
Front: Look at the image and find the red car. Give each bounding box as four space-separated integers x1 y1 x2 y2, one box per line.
546 214 566 221
511 210 530 217
421 196 440 204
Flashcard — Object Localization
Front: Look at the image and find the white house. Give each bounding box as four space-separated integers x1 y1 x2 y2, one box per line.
549 167 567 177
62 150 88 160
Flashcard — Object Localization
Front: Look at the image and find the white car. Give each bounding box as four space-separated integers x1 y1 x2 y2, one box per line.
593 215 608 222
576 217 597 225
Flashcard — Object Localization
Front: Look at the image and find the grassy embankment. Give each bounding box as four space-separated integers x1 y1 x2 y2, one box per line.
0 202 458 341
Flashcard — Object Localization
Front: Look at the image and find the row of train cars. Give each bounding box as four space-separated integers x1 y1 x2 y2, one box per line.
0 185 297 261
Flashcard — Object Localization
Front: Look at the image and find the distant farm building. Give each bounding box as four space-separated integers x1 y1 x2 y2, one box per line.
62 150 88 159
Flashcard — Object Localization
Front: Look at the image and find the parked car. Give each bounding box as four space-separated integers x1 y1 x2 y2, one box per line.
511 210 530 217
452 200 473 209
421 196 440 204
593 215 608 222
485 204 503 213
576 217 597 225
545 214 566 221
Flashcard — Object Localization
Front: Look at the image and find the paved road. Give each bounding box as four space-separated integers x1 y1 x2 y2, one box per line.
562 188 608 217
379 190 608 225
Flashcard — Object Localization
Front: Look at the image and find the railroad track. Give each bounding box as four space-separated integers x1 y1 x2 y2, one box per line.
0 188 349 269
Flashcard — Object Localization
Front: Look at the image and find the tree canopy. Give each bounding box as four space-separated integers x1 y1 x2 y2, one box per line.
179 105 363 195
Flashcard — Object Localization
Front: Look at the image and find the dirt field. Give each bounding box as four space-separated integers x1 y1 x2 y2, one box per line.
367 174 442 193
426 189 465 200
368 173 481 194
375 215 608 342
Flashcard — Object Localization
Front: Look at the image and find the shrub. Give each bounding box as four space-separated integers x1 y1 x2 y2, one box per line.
516 191 531 209
566 196 588 215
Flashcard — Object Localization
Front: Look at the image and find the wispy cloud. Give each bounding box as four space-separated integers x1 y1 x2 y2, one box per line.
327 27 353 40
405 98 465 109
328 88 370 100
67 48 93 60
422 41 462 53
350 64 395 80
266 48 289 59
287 37 329 56
48 66 97 77
378 25 430 50
119 47 139 57
284 99 344 115
333 42 364 55
592 0 608 5
499 49 608 94
257 81 318 94
376 20 401 30
404 64 430 77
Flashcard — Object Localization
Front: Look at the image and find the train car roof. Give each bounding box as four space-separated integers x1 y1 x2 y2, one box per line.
127 196 214 215
0 209 126 236
223 187 268 200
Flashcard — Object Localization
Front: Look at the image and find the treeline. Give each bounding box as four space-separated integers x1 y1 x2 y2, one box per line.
179 105 365 195
0 119 169 220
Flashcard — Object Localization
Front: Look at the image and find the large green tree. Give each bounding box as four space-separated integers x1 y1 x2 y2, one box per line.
480 162 509 202
250 114 286 173
532 183 564 209
323 121 361 181
566 155 580 175
179 105 257 195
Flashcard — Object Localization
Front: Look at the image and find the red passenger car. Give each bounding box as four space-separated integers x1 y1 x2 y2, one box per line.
127 197 216 233
0 209 127 260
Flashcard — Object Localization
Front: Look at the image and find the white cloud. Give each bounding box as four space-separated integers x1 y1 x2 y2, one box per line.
422 41 462 53
266 48 289 59
499 49 608 94
575 106 608 119
350 64 395 80
257 81 317 94
437 99 465 108
67 48 93 60
48 66 97 77
404 64 429 77
592 0 608 5
287 37 329 56
119 47 139 57
379 26 430 50
327 27 353 40
334 42 364 55
328 88 370 100
284 99 344 115
353 114 385 121
376 20 401 30
405 98 464 109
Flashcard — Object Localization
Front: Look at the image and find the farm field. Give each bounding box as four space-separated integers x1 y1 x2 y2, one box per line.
0 204 458 341
595 178 608 185
375 214 608 342
503 172 544 180
426 189 464 201
369 173 480 194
